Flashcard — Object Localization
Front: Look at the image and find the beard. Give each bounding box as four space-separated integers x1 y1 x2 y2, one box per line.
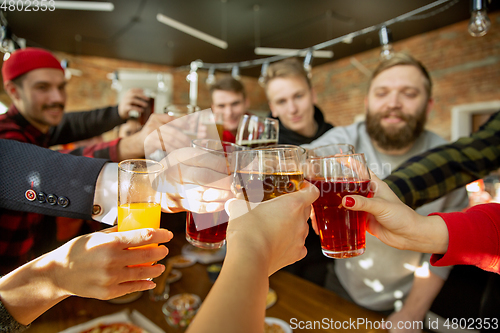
365 108 427 151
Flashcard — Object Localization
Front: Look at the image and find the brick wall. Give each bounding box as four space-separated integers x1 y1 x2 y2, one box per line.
311 11 500 140
1 12 498 141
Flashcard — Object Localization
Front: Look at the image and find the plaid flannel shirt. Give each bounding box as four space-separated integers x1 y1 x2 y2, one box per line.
385 111 500 210
0 105 124 274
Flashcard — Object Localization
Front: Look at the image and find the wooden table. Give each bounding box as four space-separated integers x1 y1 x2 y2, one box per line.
28 234 385 333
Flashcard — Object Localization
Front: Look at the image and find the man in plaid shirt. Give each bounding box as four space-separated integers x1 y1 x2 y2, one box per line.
0 47 178 274
385 110 500 209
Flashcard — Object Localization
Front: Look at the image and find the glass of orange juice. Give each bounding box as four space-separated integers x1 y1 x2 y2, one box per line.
117 159 163 265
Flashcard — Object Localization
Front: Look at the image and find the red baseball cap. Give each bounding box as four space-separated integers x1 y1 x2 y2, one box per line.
2 47 64 83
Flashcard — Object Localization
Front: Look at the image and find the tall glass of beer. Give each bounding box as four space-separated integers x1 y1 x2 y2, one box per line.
118 159 163 265
232 147 303 203
235 115 279 148
186 139 246 249
304 154 371 259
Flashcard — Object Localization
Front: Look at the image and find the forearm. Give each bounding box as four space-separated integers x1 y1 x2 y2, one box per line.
116 133 144 161
399 272 445 320
187 242 269 333
0 253 68 325
385 111 500 209
406 215 449 255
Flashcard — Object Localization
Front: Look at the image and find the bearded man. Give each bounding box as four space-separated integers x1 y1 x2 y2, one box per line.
303 53 469 333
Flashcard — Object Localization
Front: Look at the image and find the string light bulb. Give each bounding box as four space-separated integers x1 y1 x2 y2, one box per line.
379 25 394 60
258 62 269 87
206 66 216 86
231 65 240 80
303 49 313 79
468 0 491 37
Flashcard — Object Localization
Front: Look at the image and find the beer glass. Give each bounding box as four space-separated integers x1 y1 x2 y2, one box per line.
118 159 163 265
186 139 246 249
198 111 224 141
306 143 355 158
304 154 371 259
232 147 303 203
165 104 201 140
235 115 279 148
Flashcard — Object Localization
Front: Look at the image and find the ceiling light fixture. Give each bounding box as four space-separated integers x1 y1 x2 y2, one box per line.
231 65 241 80
378 25 394 60
53 1 114 11
157 13 228 49
468 0 491 37
254 47 333 58
206 66 216 86
258 62 269 87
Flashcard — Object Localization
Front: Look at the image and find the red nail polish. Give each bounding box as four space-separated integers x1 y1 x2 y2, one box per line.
345 197 355 207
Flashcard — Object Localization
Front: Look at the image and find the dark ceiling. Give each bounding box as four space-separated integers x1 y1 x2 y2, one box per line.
4 0 500 77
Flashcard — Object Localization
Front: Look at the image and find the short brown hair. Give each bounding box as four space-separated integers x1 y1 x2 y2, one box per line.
369 53 432 97
209 76 246 99
264 58 311 90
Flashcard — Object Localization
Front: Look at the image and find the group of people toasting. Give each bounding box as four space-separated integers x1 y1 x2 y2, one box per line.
0 47 499 333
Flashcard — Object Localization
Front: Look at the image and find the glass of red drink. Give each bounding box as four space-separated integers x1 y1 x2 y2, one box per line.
186 139 246 249
304 153 371 259
306 143 355 158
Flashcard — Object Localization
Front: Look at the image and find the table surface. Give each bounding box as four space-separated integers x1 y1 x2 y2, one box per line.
28 234 385 333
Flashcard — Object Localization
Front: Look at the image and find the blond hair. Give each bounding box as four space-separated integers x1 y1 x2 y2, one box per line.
369 53 432 97
264 58 311 91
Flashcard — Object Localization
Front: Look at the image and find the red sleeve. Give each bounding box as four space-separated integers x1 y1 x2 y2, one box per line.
58 138 121 161
430 203 500 273
223 130 236 143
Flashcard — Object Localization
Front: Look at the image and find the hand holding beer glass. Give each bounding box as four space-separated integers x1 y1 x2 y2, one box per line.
305 153 371 258
118 159 163 266
185 139 246 249
232 147 304 203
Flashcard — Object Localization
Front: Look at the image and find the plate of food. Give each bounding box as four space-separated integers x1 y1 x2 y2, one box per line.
59 309 164 333
181 244 226 264
168 255 195 268
264 317 292 333
266 288 277 309
166 269 182 284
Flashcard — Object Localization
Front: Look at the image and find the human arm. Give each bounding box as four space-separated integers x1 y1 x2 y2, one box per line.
187 182 319 333
48 89 150 146
343 173 500 273
0 227 172 326
0 139 108 220
384 111 500 209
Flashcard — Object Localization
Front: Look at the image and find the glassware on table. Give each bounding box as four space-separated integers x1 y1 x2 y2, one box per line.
235 114 279 148
232 147 303 203
117 159 163 265
198 110 224 141
165 104 201 140
306 143 355 158
186 139 246 249
304 153 371 259
162 293 201 330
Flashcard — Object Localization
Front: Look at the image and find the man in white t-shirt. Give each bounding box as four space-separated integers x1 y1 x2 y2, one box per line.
303 53 468 332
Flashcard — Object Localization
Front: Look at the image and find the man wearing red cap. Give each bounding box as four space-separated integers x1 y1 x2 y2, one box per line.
0 47 181 275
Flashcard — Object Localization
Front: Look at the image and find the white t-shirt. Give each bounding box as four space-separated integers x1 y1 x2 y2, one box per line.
303 121 469 311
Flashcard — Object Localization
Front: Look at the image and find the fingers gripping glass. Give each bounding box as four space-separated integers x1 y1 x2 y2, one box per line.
304 153 371 259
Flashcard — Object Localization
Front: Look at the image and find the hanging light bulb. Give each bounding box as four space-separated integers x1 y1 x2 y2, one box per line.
258 62 269 87
379 25 394 60
231 65 240 81
303 49 313 79
468 0 491 37
206 66 216 86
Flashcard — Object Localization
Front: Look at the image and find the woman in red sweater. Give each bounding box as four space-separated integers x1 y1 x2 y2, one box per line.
341 174 500 274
